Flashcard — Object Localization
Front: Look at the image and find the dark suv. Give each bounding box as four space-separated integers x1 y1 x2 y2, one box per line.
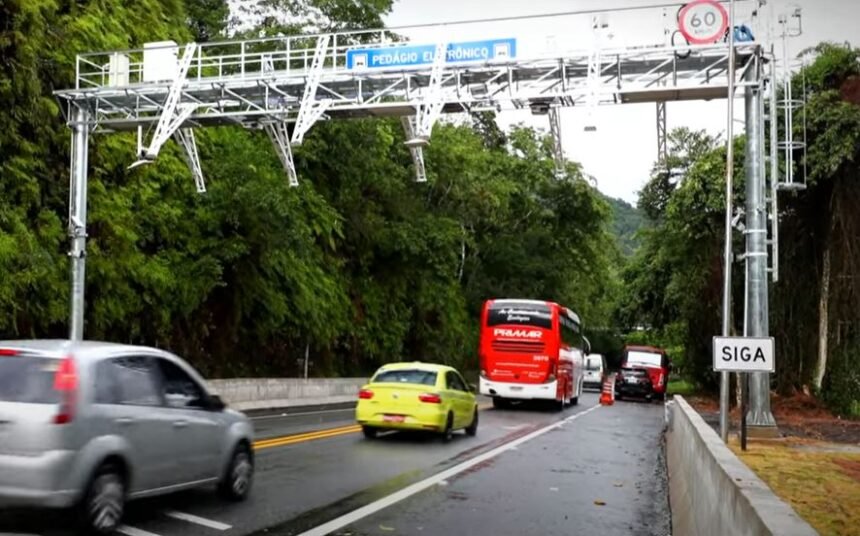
615 366 655 400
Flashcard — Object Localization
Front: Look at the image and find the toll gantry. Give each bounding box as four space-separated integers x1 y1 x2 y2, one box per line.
57 31 764 188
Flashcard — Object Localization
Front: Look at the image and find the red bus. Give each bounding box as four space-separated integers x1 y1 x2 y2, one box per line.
478 299 585 409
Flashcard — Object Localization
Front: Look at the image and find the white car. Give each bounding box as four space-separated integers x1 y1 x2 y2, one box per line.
583 353 606 390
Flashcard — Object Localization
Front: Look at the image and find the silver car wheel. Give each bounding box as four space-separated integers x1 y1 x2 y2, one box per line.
231 451 252 496
89 472 124 531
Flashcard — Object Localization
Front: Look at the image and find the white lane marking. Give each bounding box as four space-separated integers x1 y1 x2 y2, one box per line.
297 404 602 536
250 408 354 420
117 526 162 536
164 510 232 531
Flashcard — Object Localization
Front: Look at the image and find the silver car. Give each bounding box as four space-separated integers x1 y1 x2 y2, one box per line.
0 340 254 534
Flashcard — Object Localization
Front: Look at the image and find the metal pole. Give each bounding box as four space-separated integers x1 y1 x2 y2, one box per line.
304 343 310 379
719 0 737 443
68 104 90 341
740 372 748 450
769 54 779 282
657 101 668 166
744 56 778 433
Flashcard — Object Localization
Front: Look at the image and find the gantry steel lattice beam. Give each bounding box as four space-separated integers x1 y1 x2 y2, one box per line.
656 100 668 166
548 104 565 178
401 116 427 182
58 35 764 135
174 128 206 193
265 121 299 187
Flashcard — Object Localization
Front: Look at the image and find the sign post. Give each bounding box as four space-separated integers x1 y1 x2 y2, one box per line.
713 336 774 449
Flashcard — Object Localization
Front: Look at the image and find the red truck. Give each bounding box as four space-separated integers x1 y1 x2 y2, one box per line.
615 345 672 402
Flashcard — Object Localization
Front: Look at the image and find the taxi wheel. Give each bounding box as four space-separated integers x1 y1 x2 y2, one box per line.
465 408 479 436
362 426 378 439
442 413 454 443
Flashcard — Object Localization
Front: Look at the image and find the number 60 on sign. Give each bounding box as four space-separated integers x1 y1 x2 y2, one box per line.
678 0 729 45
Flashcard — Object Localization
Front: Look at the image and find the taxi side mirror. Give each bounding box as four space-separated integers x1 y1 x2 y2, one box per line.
469 383 478 393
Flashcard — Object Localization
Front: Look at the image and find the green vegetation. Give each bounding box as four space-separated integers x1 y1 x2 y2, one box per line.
617 44 860 416
0 0 619 378
602 195 645 257
667 380 696 397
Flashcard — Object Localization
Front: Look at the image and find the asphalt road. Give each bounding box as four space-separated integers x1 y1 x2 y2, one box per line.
0 393 671 536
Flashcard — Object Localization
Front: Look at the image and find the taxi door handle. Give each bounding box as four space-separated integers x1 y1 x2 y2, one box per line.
173 420 188 428
116 417 135 426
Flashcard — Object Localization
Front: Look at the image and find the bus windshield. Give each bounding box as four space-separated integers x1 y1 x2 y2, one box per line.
486 302 552 329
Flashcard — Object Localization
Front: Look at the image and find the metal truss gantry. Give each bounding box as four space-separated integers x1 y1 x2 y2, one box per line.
56 28 766 342
548 105 565 178
61 33 763 133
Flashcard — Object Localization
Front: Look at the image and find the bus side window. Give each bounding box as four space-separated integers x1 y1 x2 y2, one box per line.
559 315 581 350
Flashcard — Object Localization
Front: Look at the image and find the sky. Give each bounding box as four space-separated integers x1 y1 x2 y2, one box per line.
383 0 860 203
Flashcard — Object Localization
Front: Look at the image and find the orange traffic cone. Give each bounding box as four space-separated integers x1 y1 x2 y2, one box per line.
599 373 615 406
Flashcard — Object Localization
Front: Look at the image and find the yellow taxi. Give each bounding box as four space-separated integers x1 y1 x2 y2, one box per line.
356 362 478 441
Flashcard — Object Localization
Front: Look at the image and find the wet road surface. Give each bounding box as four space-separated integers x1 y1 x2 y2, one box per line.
0 394 671 536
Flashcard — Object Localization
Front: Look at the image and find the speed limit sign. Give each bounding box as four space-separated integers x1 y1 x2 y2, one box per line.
678 0 729 45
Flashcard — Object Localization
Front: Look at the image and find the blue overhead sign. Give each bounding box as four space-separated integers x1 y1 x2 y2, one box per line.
346 38 517 70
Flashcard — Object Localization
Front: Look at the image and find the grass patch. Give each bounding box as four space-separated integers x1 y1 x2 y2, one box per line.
667 379 697 396
731 440 860 536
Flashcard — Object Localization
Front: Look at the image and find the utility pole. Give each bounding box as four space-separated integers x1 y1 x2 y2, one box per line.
719 0 737 443
68 105 90 341
744 58 778 436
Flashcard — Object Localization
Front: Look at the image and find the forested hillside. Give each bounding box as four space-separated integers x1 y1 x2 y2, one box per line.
0 0 619 377
603 195 645 256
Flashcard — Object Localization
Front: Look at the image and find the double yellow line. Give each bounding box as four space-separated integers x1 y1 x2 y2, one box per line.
253 424 363 450
253 403 494 451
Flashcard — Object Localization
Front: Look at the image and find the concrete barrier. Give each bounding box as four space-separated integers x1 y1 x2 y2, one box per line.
207 378 366 412
666 396 818 536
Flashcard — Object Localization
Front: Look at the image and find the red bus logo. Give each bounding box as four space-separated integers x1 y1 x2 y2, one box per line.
493 328 543 338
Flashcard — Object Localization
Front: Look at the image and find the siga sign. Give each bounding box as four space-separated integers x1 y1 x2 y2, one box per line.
346 38 516 70
678 0 729 45
712 336 775 372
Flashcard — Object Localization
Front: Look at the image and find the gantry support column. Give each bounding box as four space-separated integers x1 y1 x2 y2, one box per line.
68 105 90 341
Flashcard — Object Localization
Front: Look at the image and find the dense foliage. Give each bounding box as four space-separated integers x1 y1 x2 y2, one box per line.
0 0 619 378
618 45 860 415
602 195 645 257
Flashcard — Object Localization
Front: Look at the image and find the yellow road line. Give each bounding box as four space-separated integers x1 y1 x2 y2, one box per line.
254 424 362 450
253 403 491 451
